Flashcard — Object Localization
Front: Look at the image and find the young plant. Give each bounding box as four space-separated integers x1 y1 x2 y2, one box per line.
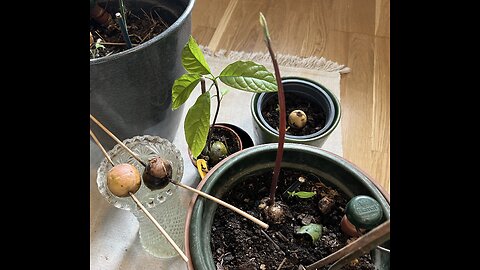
90 38 106 58
172 36 277 167
255 13 288 225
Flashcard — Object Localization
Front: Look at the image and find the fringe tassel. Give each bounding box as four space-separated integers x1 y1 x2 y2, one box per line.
200 45 351 74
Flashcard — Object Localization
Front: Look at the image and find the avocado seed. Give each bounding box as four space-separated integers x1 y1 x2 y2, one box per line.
288 110 307 129
142 157 173 190
258 197 290 224
209 141 228 164
107 163 141 197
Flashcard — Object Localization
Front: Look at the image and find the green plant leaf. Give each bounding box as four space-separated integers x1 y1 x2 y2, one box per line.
296 223 323 244
218 61 277 93
220 87 231 97
287 191 316 199
182 36 212 75
296 191 316 198
172 74 202 110
184 92 210 158
95 40 105 49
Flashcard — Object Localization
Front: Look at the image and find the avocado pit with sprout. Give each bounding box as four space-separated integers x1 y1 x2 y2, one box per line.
142 157 173 190
209 141 228 164
107 163 141 197
258 197 291 224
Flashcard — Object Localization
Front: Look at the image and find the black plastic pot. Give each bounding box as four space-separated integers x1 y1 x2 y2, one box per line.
216 123 254 149
185 143 390 270
188 124 244 169
90 0 195 149
251 77 341 147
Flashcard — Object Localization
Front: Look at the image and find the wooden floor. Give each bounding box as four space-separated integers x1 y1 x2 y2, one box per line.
191 0 390 192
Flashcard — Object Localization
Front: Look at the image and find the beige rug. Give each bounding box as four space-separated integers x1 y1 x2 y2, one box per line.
90 48 349 270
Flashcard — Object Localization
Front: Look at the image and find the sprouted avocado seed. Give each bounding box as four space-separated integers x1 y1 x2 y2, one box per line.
107 163 141 197
258 197 290 224
209 141 228 164
143 157 173 190
288 109 307 129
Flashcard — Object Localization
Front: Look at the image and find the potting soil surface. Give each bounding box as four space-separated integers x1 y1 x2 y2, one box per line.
211 168 375 270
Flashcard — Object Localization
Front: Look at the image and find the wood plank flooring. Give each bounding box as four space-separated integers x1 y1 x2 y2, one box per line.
191 0 391 192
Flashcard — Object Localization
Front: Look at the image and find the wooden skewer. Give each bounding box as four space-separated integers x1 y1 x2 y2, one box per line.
90 114 269 230
90 129 189 263
176 182 268 229
90 114 146 167
128 191 189 263
305 219 390 270
90 130 114 165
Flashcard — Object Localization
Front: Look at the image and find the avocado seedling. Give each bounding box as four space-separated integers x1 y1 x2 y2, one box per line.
172 36 277 169
255 12 291 224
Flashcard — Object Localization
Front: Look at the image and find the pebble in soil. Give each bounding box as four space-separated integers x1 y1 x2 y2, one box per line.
210 168 376 270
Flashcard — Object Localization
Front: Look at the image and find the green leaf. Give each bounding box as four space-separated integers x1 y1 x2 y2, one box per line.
296 223 323 244
220 87 231 97
182 36 212 75
219 61 277 93
287 191 316 199
172 74 201 110
295 191 317 199
95 40 105 49
184 92 210 158
259 12 271 42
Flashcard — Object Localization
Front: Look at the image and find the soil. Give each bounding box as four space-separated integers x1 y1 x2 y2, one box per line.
210 168 376 270
90 2 172 59
262 92 326 136
197 126 241 168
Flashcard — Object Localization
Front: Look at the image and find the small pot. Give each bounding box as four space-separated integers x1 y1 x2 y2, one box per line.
188 124 243 169
251 77 341 147
216 123 254 149
184 143 390 270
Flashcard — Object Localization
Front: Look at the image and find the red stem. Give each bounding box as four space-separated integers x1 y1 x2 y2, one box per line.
205 79 221 153
211 80 221 129
266 39 286 206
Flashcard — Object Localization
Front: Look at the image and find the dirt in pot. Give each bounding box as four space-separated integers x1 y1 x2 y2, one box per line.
210 168 375 270
90 3 173 59
262 92 326 136
198 127 241 169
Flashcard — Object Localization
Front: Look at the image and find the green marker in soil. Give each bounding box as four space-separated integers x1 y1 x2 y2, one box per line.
345 195 383 230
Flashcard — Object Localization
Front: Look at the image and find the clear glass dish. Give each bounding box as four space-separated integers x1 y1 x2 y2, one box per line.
96 135 183 210
95 135 185 258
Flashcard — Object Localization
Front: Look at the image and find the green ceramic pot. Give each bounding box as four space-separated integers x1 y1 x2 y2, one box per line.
184 143 390 270
251 77 341 147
